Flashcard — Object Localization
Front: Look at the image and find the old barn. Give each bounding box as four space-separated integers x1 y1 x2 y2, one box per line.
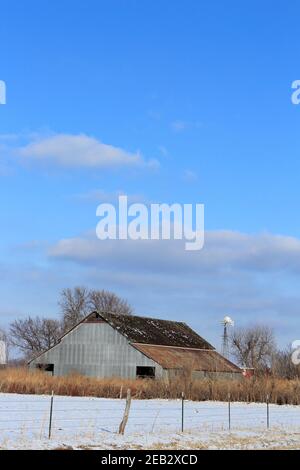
29 311 241 379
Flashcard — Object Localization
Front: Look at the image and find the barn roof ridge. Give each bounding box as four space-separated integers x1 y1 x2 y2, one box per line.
96 310 214 350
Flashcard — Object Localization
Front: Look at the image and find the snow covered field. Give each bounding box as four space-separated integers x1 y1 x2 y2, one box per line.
0 392 299 450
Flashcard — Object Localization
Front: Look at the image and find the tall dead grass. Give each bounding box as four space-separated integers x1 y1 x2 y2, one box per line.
1 368 300 404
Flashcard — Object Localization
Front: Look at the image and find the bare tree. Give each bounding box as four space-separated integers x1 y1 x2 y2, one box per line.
59 286 90 331
59 287 133 331
230 325 276 370
88 289 133 316
9 316 61 360
272 345 300 379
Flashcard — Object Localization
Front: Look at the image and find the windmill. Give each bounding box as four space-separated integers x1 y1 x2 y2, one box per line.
221 316 234 359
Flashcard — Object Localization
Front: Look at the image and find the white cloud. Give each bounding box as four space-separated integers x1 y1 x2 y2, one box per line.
48 230 300 275
18 133 159 169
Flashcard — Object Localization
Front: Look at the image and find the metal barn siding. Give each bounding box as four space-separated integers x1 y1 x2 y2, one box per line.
29 322 164 379
166 370 242 381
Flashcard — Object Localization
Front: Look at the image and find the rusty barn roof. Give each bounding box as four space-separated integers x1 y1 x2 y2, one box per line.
132 344 241 373
96 311 214 349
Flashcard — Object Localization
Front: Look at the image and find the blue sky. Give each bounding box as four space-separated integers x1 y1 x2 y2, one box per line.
1 0 300 349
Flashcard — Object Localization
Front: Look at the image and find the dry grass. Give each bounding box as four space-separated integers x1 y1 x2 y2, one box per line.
1 368 300 404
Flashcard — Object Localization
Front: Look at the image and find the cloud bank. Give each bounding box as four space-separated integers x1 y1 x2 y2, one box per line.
18 133 159 169
1 229 299 347
45 229 300 346
49 230 300 275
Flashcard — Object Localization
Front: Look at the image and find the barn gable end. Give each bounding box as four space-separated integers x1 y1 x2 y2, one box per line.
29 314 163 378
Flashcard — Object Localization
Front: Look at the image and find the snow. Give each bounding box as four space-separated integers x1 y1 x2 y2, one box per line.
0 393 299 449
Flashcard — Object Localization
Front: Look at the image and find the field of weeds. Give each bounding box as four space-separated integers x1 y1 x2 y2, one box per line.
1 368 300 404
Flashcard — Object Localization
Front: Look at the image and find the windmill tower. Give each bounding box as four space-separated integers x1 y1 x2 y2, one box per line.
221 316 234 359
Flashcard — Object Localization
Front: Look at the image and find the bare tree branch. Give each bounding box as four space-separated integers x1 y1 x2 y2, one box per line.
59 287 133 331
59 286 89 331
230 325 276 370
272 345 300 379
88 289 133 316
9 317 61 360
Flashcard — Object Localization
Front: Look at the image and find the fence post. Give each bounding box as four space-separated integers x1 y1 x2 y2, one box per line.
228 393 231 431
119 388 132 435
266 394 270 429
48 390 54 439
181 392 185 432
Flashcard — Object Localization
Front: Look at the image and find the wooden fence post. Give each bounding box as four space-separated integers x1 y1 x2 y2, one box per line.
228 393 231 431
266 394 270 429
48 390 54 439
119 388 132 435
181 392 185 432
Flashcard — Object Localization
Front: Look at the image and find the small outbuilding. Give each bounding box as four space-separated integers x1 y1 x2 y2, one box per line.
29 311 241 379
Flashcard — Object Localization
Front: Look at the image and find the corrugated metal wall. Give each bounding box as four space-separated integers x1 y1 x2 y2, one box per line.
167 369 242 381
29 322 164 379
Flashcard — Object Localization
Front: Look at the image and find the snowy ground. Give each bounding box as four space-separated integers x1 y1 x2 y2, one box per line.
0 392 299 449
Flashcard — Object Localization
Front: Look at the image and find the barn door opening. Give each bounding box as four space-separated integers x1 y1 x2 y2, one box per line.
36 363 54 376
136 366 155 379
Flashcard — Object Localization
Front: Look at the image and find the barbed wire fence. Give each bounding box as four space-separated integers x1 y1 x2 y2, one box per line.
0 390 298 441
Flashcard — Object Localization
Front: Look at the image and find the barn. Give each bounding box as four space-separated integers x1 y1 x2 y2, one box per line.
28 311 241 379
